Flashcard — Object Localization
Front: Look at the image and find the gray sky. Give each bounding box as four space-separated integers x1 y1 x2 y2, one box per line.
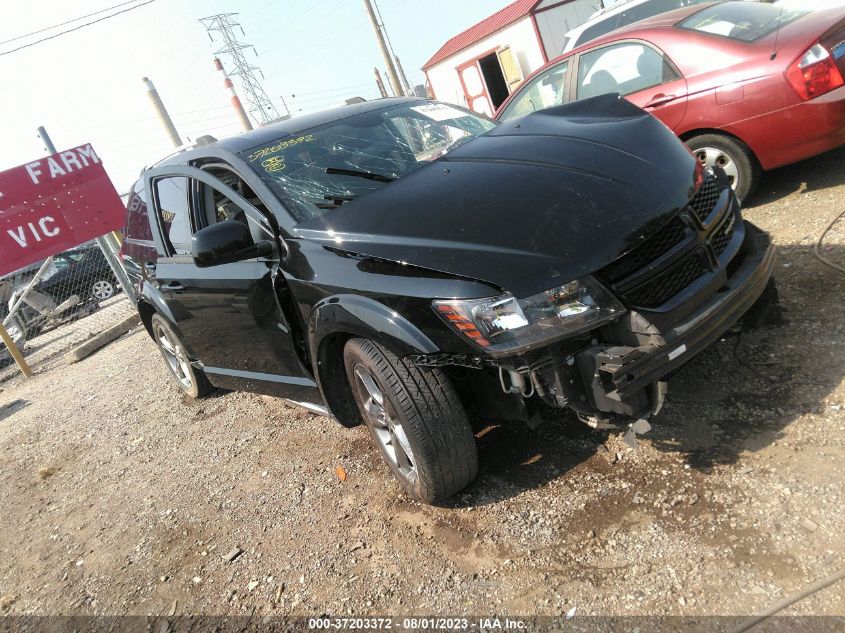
1 0 512 194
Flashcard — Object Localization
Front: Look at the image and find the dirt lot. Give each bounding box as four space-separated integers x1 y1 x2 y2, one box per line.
1 147 844 625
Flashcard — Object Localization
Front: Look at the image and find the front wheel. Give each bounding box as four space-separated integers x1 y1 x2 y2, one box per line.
150 314 212 398
685 133 760 203
343 338 478 504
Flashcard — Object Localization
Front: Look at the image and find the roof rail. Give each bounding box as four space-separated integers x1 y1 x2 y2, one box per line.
146 135 220 170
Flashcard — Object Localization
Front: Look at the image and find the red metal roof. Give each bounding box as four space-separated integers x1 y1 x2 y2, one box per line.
422 0 539 71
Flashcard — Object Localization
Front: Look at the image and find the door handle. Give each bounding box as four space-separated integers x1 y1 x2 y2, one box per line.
161 281 186 292
644 93 680 108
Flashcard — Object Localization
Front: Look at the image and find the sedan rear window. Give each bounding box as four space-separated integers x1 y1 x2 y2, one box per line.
240 102 496 224
678 2 811 42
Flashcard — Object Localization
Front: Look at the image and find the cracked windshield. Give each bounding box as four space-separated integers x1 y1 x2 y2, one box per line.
240 102 496 223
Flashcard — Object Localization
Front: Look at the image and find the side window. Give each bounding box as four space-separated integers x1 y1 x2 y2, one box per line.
196 169 264 235
576 43 678 99
573 15 622 49
619 0 681 26
499 61 570 120
153 177 192 255
123 181 159 265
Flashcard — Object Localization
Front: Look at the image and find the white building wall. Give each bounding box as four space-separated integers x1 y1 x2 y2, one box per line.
535 0 601 59
426 17 546 111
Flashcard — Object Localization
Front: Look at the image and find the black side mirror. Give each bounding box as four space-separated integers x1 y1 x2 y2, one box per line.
192 220 273 268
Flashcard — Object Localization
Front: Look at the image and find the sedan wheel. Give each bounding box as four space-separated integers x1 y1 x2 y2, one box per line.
693 146 739 186
686 133 760 202
91 280 115 301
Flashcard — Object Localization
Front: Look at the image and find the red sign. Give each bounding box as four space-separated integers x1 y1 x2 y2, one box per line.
0 144 125 277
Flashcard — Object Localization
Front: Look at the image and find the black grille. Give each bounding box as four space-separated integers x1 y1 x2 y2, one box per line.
625 252 708 309
689 173 721 223
711 212 737 256
601 217 687 282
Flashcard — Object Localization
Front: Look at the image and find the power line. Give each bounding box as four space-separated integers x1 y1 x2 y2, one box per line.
0 0 157 56
0 0 145 46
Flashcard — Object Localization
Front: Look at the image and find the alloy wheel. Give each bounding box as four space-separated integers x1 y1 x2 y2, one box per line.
352 363 417 482
92 280 115 301
694 146 739 190
155 324 193 391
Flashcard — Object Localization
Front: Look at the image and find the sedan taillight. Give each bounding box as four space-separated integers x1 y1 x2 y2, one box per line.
785 43 844 101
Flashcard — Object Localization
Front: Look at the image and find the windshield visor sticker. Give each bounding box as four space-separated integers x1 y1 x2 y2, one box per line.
249 134 314 162
410 103 470 122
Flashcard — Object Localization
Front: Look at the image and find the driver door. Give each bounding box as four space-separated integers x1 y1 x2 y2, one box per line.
143 164 320 403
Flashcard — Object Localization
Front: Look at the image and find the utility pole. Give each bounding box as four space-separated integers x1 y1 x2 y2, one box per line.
142 77 182 148
394 55 412 96
214 58 252 132
200 13 280 126
36 127 136 305
373 68 388 98
362 0 402 97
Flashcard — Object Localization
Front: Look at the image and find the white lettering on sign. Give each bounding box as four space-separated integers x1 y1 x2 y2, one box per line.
47 157 66 179
6 216 61 248
25 162 43 185
23 144 100 185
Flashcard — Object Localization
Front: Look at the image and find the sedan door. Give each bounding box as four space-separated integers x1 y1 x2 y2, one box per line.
572 40 689 130
143 164 321 404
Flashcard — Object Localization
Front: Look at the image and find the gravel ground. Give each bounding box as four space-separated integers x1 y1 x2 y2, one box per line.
0 146 843 623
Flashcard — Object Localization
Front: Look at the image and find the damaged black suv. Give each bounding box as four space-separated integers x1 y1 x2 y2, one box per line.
122 96 775 504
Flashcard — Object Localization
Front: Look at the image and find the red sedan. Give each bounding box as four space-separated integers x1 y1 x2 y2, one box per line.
495 1 845 200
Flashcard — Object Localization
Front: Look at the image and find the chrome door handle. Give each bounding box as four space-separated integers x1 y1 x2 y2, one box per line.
161 282 186 292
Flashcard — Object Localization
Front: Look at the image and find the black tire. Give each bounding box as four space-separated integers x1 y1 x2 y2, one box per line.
685 133 760 203
150 314 212 398
343 338 478 504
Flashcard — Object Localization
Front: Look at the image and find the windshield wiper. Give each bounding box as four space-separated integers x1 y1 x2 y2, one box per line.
324 167 395 183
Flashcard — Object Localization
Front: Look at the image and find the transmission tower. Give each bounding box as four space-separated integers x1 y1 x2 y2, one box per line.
199 13 280 125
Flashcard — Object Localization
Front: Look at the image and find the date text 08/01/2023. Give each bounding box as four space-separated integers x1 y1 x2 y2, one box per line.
307 617 530 630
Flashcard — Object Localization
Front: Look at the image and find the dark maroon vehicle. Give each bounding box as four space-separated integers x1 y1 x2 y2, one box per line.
496 1 845 200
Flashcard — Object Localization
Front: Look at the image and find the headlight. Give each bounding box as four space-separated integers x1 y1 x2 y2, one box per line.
433 276 625 355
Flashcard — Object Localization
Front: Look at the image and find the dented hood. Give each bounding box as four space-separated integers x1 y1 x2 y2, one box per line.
294 95 699 298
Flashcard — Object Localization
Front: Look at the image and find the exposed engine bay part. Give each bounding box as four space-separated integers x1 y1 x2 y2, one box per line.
498 365 534 398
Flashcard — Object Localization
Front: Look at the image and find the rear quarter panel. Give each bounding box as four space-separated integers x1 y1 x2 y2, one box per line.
665 9 845 169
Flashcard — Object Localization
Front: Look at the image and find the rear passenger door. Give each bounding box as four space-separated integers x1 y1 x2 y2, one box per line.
573 40 688 130
143 164 320 403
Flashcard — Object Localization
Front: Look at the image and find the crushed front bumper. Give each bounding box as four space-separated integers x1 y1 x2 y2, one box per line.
575 221 775 415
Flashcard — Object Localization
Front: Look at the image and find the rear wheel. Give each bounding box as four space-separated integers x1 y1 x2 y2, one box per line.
91 280 115 301
686 133 760 203
150 314 212 398
343 338 478 504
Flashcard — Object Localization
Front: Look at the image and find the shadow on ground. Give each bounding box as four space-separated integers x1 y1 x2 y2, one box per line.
747 145 845 208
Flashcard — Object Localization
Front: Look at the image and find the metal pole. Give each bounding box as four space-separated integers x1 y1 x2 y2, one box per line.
142 77 182 148
36 127 137 304
3 256 54 327
214 57 253 131
394 55 412 96
374 68 388 98
362 0 402 97
278 95 292 119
